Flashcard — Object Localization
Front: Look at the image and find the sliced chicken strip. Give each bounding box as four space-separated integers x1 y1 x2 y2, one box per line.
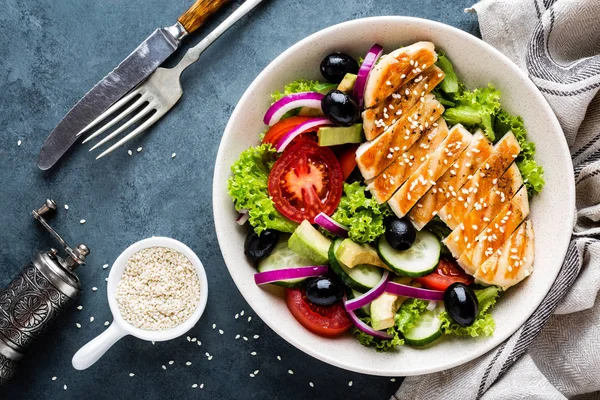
356 95 443 180
363 65 445 140
367 119 449 204
474 219 534 289
364 42 438 108
444 163 523 259
387 125 472 218
408 130 493 230
437 132 521 230
458 186 530 275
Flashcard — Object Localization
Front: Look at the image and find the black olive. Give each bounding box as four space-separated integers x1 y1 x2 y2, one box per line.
320 53 359 83
305 276 344 306
321 90 360 127
244 229 280 266
444 282 479 327
384 216 417 251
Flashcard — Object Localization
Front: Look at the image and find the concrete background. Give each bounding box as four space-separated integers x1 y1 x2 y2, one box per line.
0 0 479 398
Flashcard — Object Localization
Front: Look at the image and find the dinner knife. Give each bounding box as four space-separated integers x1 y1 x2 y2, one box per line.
37 0 230 170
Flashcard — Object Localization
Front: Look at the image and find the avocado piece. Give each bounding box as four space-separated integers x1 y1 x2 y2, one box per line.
370 293 401 330
337 73 357 93
288 220 332 265
318 124 364 147
334 239 389 270
370 276 413 330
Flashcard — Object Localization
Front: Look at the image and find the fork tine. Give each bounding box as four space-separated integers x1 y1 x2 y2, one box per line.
82 94 148 144
95 110 163 160
78 89 143 138
88 104 155 151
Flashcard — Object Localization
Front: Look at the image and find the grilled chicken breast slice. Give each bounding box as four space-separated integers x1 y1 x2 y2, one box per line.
444 163 524 259
387 125 472 218
367 119 449 204
364 42 438 109
474 220 534 289
363 65 445 140
408 130 494 230
437 132 521 230
356 95 443 180
458 186 530 275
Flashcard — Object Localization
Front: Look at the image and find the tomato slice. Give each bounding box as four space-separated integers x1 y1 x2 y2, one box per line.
262 116 314 145
285 288 353 337
268 140 343 223
336 144 359 180
414 258 474 291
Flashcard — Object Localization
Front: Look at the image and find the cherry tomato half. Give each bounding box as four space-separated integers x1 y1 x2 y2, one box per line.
268 140 343 223
285 288 353 337
414 258 474 291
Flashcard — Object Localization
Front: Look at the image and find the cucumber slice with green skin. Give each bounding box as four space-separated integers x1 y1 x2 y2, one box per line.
348 289 371 317
377 230 441 277
403 306 444 346
329 240 384 292
257 239 318 288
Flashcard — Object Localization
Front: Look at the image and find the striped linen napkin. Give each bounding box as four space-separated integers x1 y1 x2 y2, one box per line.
394 0 600 398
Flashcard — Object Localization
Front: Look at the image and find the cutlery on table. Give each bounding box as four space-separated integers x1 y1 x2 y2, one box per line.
81 0 264 159
37 0 260 170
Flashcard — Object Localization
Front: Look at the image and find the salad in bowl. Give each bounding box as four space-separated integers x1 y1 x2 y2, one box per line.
226 40 545 351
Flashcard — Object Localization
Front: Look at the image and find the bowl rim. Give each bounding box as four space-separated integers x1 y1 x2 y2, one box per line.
213 16 575 375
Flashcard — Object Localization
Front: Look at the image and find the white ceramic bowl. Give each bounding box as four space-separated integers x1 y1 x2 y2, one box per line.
72 237 208 370
213 17 575 376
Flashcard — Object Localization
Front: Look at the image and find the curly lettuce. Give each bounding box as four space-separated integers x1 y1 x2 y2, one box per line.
352 299 429 352
327 182 393 243
227 143 298 235
439 286 501 337
434 54 545 196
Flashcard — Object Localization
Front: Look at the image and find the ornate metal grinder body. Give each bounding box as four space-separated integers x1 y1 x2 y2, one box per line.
0 200 89 384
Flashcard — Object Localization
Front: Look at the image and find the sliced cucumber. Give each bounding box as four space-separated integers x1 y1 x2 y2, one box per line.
288 220 331 265
329 239 383 292
257 239 318 288
348 289 371 318
403 306 444 346
377 230 441 277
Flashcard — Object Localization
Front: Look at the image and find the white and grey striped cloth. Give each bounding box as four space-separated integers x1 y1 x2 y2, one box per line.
394 0 600 398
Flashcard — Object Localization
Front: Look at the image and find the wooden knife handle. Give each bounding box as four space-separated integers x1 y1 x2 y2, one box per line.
178 0 231 34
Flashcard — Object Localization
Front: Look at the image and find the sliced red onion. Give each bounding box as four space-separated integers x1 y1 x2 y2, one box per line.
236 209 249 225
264 92 325 126
345 298 392 340
314 212 349 238
275 117 332 152
254 266 328 286
353 44 384 108
344 271 390 311
385 281 444 301
426 300 438 311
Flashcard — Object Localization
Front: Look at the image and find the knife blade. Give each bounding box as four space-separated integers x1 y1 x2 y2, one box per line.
38 0 230 170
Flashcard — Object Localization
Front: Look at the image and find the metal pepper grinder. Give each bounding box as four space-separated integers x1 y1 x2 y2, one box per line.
0 199 89 384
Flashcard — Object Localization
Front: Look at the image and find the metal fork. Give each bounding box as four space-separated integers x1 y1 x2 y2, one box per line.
79 0 264 159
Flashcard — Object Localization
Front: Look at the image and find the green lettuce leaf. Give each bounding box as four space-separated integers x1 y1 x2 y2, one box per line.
327 182 393 243
352 317 405 352
494 110 545 196
227 143 298 235
443 84 502 140
393 298 430 333
271 79 336 102
439 286 501 337
436 52 459 94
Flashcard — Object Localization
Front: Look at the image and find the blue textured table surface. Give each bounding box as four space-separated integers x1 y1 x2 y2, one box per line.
0 0 478 398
